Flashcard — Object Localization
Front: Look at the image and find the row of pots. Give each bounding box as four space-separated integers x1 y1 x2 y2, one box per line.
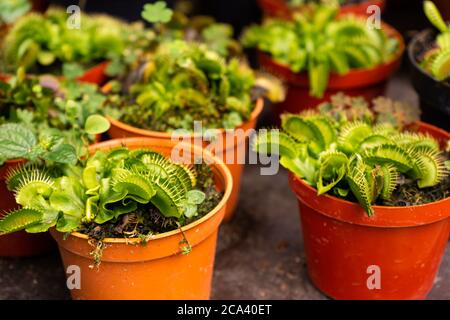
0 8 449 300
1 99 449 300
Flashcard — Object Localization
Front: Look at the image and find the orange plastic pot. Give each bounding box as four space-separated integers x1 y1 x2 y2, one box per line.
258 22 404 120
50 137 233 300
288 122 450 300
257 0 385 20
107 99 264 222
0 159 55 257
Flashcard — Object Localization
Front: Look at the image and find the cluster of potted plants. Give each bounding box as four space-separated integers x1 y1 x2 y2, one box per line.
0 0 448 301
243 3 404 119
0 1 271 299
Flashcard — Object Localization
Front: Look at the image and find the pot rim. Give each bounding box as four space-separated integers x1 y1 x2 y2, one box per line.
288 121 450 227
407 27 450 89
106 97 264 138
258 21 405 82
291 171 450 211
66 137 233 244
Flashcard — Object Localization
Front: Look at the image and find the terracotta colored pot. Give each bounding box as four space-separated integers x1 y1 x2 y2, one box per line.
50 137 232 300
257 0 385 20
258 22 404 120
288 122 450 300
107 98 264 222
0 159 55 257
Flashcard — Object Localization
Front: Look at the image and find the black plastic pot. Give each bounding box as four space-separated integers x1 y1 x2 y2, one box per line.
408 29 450 131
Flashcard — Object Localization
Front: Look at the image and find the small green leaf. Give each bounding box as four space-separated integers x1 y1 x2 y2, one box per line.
62 63 85 79
44 144 78 165
0 208 43 235
141 1 173 24
183 203 198 218
0 124 37 160
186 190 206 205
85 115 111 135
37 51 56 66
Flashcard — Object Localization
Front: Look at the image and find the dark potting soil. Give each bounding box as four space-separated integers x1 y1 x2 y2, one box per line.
380 172 450 207
77 163 223 240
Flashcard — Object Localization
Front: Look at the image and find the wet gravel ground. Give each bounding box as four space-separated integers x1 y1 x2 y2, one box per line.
0 72 448 300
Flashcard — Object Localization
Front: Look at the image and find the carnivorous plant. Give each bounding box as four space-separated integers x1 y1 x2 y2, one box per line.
1 8 129 74
242 5 399 97
105 39 256 132
421 1 450 81
0 147 222 238
253 94 449 216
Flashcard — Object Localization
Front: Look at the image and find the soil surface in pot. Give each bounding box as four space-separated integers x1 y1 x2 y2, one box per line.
381 171 449 207
77 163 223 240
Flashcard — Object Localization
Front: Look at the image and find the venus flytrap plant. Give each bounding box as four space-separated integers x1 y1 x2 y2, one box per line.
253 95 449 216
242 5 399 97
421 1 450 81
2 8 129 74
106 39 256 132
0 147 221 243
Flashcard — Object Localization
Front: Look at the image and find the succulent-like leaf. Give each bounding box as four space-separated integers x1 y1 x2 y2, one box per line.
362 144 414 173
424 0 449 33
338 121 372 154
0 208 43 235
410 148 447 188
394 132 440 151
379 164 399 200
112 169 156 204
317 151 348 195
280 156 317 185
346 155 374 216
252 130 299 159
431 49 450 81
358 135 393 150
50 176 85 232
281 114 324 156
